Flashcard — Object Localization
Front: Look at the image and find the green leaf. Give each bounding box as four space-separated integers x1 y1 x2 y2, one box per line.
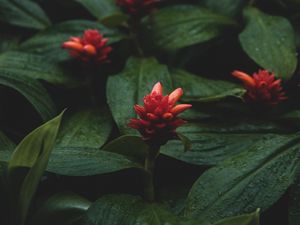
102 135 149 162
47 147 142 176
0 34 19 53
0 0 51 29
160 119 285 166
0 130 15 162
184 134 300 224
172 69 245 102
81 194 182 225
142 5 236 51
20 20 124 61
202 0 246 17
0 51 79 86
213 209 260 225
30 192 91 225
239 7 297 79
176 133 192 152
8 111 64 225
74 0 127 26
289 172 300 225
0 69 56 121
55 108 113 149
107 57 172 134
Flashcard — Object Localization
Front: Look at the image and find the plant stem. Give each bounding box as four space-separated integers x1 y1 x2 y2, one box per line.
143 146 159 202
129 19 144 57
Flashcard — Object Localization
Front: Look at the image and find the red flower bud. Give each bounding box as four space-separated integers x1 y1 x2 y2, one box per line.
128 82 192 146
62 29 112 63
116 0 159 17
232 69 287 106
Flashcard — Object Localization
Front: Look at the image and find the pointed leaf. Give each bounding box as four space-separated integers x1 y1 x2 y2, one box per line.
172 69 245 102
74 0 127 26
8 111 64 225
184 134 300 223
47 147 142 176
30 192 91 225
160 119 286 166
102 135 149 162
0 130 15 162
0 0 51 29
202 0 246 17
289 172 300 225
0 51 79 86
81 194 182 225
55 108 113 149
0 69 56 120
213 209 260 225
142 5 236 51
239 7 297 79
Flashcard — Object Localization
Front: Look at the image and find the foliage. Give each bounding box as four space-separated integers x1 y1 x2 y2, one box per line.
1 0 300 224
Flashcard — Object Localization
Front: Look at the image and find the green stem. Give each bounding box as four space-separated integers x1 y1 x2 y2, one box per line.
129 19 144 57
143 146 159 202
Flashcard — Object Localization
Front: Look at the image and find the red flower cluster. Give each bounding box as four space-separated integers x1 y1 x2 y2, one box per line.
128 82 192 146
232 70 286 106
62 29 112 63
116 0 159 17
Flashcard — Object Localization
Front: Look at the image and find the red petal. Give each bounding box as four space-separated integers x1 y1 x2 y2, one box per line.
83 44 97 55
169 88 183 106
62 41 84 51
232 70 255 87
171 104 192 115
151 82 163 95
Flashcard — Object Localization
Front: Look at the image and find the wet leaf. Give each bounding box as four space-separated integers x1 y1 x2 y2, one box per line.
143 5 236 51
0 0 51 29
172 69 245 102
239 7 297 79
185 134 300 223
30 192 91 225
8 111 64 225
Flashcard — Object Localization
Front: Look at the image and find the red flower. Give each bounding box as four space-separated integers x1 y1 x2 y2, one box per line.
62 29 112 63
128 82 192 146
116 0 159 17
232 69 287 105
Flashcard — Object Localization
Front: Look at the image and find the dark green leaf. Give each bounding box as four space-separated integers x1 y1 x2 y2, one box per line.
56 108 113 149
202 0 246 17
74 0 127 26
0 0 51 29
289 172 300 225
0 130 15 162
20 20 124 61
8 111 64 225
81 194 182 225
172 69 245 102
176 133 192 152
102 135 149 163
0 34 19 53
213 209 260 225
30 192 91 225
107 57 172 134
0 69 56 121
160 119 285 166
47 147 142 176
0 51 79 86
239 7 297 79
184 134 300 223
143 5 236 51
